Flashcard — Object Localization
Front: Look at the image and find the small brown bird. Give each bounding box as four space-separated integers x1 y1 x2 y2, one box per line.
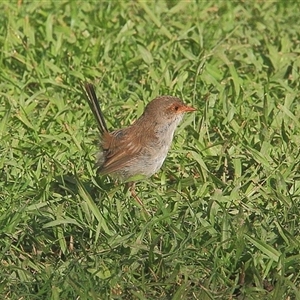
83 83 195 205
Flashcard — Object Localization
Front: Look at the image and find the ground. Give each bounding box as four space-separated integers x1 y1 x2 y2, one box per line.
1 1 300 299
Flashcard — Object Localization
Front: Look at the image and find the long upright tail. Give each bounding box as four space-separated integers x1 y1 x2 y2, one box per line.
82 82 108 134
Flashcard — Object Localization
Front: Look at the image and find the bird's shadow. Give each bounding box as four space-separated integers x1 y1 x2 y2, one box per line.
52 172 116 206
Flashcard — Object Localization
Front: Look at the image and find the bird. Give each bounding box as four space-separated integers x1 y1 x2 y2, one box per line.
82 82 196 206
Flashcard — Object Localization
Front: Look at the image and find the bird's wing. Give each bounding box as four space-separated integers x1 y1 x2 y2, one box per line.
98 128 145 176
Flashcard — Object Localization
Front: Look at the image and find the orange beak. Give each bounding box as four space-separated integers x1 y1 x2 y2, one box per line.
179 105 196 113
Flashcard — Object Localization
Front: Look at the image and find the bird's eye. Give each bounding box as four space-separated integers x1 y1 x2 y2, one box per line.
174 106 179 111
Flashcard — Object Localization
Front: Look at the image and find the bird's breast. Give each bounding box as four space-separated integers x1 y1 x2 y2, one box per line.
143 117 182 174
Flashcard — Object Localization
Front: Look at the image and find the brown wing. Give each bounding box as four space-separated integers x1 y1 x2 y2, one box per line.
99 128 145 176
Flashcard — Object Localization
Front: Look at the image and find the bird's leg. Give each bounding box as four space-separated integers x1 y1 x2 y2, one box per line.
126 182 151 216
127 182 143 206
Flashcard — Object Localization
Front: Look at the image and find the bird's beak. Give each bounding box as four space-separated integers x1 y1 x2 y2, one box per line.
179 105 196 113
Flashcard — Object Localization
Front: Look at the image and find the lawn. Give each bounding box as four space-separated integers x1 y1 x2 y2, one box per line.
1 1 300 299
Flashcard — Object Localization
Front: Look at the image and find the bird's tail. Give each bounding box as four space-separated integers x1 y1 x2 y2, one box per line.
82 82 108 135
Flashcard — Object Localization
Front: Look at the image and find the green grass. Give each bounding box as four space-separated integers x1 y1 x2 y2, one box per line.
1 1 300 299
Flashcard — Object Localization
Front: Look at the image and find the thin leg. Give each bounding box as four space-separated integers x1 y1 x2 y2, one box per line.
128 182 143 206
127 182 150 215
